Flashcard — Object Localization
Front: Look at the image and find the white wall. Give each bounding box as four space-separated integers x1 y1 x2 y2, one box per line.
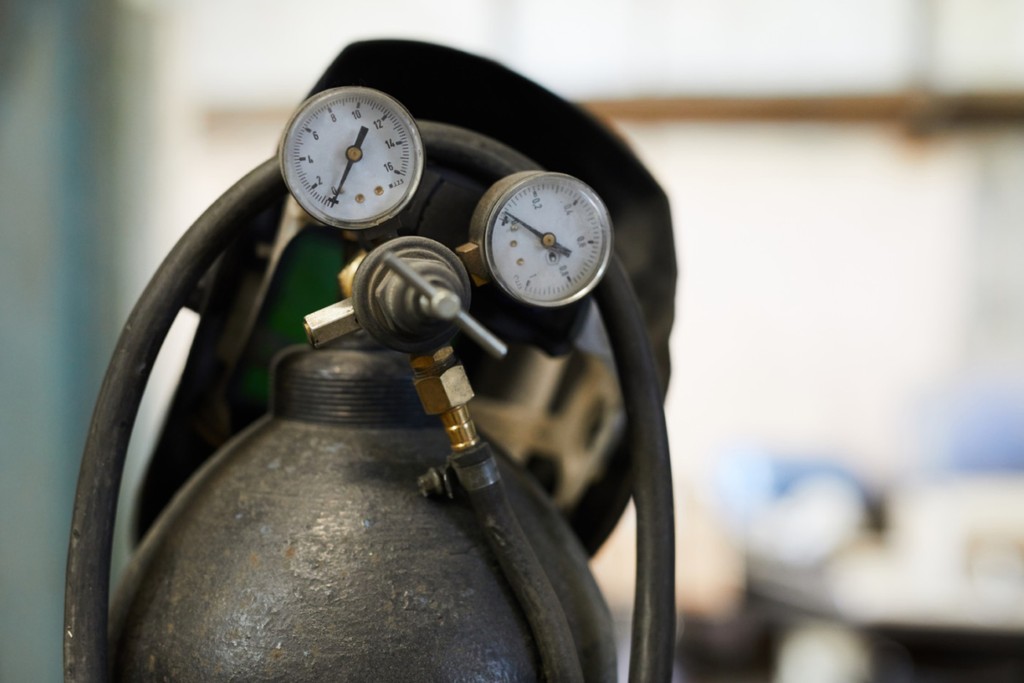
137 0 1024 107
114 0 1024 615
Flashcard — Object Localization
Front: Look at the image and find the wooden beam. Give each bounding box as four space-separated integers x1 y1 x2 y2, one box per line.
582 92 1024 130
203 92 1024 135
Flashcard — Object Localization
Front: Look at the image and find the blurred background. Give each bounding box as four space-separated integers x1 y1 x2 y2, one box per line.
4 0 1024 680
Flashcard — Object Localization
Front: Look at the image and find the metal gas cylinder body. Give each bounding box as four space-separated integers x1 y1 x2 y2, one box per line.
110 344 615 682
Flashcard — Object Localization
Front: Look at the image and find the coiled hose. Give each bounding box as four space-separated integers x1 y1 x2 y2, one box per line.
63 159 286 681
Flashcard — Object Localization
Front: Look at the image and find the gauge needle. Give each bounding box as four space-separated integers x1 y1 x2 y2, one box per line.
331 126 369 202
503 212 573 258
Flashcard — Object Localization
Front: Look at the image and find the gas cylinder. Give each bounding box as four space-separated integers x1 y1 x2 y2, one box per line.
109 342 616 681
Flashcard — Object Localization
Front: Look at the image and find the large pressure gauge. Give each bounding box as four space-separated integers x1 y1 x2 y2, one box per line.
469 171 613 308
279 86 424 230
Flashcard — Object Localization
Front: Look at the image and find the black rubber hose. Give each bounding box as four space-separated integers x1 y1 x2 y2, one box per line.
63 158 286 682
450 442 585 683
595 256 676 682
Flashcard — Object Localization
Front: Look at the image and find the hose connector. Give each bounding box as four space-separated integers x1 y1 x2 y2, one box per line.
410 346 480 452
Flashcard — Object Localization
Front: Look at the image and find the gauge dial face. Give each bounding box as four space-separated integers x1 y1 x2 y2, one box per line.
279 86 424 230
472 172 613 308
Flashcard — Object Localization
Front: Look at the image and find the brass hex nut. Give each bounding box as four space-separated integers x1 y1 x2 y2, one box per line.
455 242 490 287
410 346 454 370
413 363 474 415
337 250 367 299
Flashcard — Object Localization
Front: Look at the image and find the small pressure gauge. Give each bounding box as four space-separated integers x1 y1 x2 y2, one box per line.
279 86 424 230
469 171 613 308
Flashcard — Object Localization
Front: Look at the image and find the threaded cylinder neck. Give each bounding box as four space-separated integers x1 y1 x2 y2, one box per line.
271 346 432 428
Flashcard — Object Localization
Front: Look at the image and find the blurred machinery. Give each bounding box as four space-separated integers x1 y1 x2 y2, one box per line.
683 431 1024 683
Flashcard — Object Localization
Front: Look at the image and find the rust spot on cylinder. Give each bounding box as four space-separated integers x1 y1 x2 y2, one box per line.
285 545 296 559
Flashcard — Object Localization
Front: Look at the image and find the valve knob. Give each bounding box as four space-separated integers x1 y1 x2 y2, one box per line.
303 236 507 359
380 252 507 359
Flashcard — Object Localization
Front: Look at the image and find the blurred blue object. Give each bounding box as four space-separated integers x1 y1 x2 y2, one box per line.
938 381 1024 473
714 443 865 528
713 444 868 566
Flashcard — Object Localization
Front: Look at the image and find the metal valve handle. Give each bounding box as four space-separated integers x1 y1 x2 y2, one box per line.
303 237 507 359
381 253 507 359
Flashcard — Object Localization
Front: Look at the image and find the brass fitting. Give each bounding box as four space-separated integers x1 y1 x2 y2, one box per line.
410 346 479 451
439 405 479 452
337 250 367 299
455 242 489 286
410 347 474 415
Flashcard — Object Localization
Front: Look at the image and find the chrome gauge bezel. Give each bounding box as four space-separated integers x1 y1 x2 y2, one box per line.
278 86 424 230
470 171 614 308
